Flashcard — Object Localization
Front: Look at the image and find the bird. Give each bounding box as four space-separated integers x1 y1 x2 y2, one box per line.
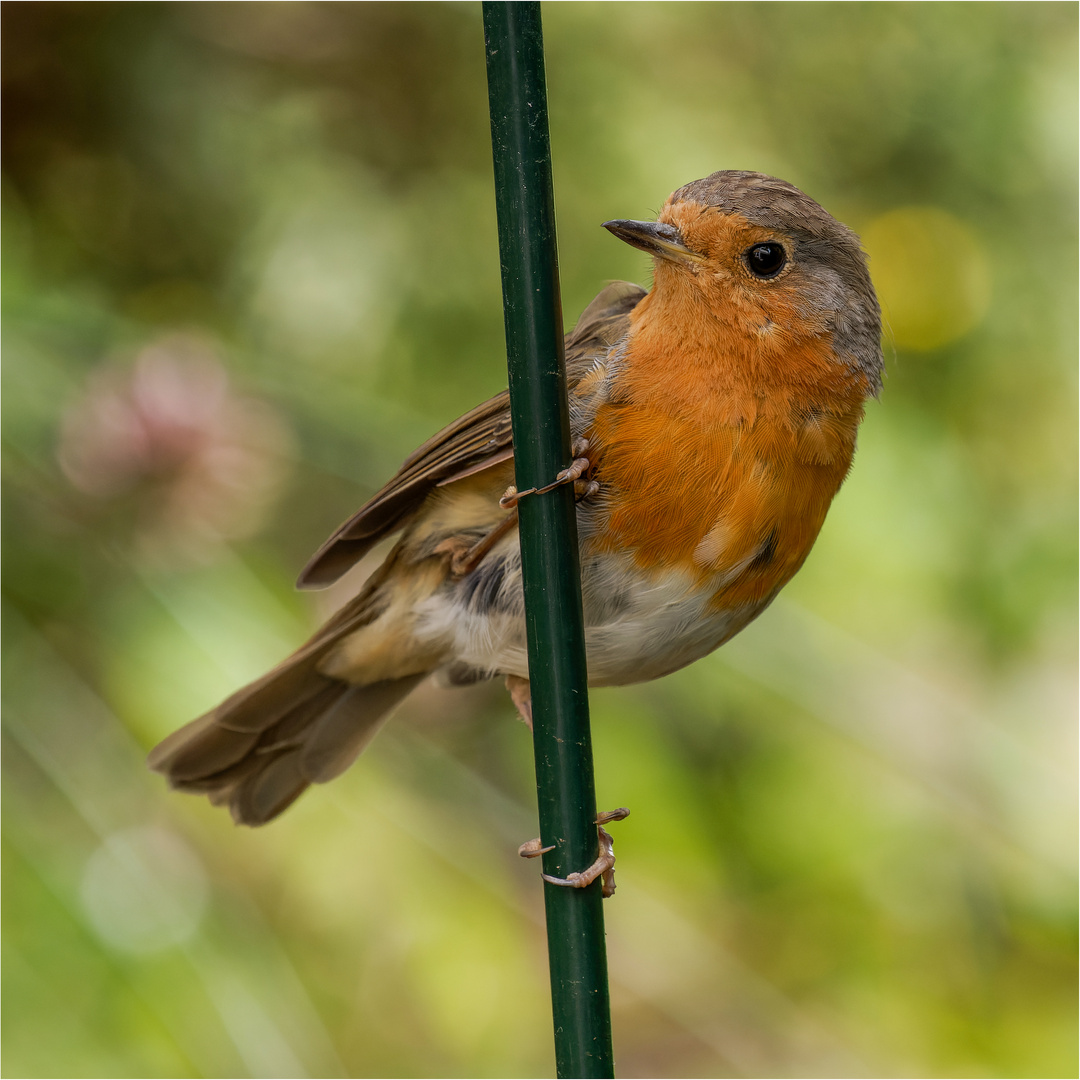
149 170 883 830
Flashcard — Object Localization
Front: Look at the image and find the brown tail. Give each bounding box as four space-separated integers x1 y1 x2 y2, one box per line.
148 657 425 825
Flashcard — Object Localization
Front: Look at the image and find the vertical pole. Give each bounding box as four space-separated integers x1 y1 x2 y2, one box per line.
482 4 615 1077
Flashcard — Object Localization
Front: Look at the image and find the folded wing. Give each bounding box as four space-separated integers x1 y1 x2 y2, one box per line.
297 280 645 588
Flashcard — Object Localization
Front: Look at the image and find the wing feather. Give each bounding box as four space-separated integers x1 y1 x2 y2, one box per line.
297 281 645 589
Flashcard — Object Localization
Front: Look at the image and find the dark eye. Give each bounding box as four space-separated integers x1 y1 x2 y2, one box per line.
745 242 787 279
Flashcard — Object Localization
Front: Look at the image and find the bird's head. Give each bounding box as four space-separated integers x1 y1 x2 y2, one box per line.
604 171 883 395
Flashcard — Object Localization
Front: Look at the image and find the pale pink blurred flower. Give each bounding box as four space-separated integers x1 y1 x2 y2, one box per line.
58 333 293 563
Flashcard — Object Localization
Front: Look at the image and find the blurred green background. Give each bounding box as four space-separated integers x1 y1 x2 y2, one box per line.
3 3 1076 1077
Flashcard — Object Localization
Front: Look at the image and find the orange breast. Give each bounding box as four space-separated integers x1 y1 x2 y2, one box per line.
586 298 869 610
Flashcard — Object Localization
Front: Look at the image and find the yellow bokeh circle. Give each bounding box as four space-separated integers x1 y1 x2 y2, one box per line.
861 206 991 352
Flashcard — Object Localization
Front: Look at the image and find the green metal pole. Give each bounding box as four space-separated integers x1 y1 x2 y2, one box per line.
482 4 615 1077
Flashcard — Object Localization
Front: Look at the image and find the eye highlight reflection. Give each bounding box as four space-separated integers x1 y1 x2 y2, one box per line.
744 242 787 279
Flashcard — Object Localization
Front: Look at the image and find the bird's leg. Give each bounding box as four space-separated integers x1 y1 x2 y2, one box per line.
434 509 519 579
500 439 594 509
504 674 533 729
520 808 630 899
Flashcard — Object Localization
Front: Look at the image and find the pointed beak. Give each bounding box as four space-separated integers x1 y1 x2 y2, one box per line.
602 219 704 264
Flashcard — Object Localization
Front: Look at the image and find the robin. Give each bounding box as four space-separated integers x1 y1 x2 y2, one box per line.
150 171 883 855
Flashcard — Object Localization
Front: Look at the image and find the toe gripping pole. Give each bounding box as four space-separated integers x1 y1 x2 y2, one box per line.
482 4 616 1077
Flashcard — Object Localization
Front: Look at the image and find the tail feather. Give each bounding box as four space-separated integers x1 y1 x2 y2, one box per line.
173 747 264 797
166 725 260 783
149 662 428 825
232 750 308 825
301 677 425 783
252 680 347 755
146 713 216 771
207 651 330 734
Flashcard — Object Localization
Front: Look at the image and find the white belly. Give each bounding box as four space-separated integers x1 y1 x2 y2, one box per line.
415 545 768 688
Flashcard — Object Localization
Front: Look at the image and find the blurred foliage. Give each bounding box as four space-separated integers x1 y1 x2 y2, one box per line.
2 3 1076 1077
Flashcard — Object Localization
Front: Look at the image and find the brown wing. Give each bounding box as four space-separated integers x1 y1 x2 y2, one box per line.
296 280 646 589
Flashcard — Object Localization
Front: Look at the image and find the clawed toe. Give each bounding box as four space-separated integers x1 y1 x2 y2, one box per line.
520 807 629 899
554 455 590 486
518 837 555 858
498 439 596 508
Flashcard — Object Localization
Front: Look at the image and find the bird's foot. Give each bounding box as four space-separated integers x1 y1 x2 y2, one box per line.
519 807 630 899
435 510 520 579
500 440 594 509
